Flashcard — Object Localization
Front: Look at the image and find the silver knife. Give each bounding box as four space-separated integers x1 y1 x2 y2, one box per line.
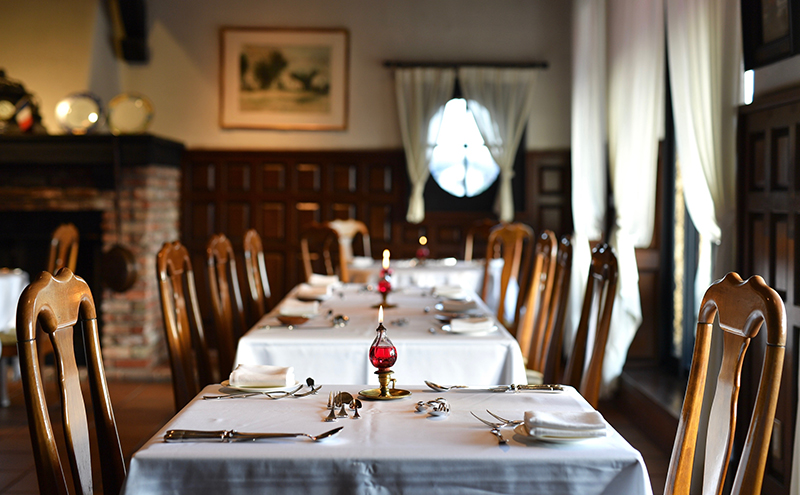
164 426 343 442
489 384 564 392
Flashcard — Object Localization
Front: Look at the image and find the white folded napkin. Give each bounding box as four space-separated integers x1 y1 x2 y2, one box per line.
523 410 607 438
449 317 494 334
439 299 478 312
308 274 341 287
229 364 296 388
351 256 374 268
279 299 319 316
434 285 469 300
295 283 331 301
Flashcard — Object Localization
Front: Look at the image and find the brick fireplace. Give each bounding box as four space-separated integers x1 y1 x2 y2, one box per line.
0 134 184 379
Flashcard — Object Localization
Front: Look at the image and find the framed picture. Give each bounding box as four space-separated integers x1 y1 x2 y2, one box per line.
220 27 349 130
742 0 800 70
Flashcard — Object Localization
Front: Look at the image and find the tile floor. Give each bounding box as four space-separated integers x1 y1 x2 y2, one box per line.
0 374 669 494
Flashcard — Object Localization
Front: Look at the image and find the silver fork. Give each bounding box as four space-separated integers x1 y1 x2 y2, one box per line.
485 410 524 426
470 411 521 428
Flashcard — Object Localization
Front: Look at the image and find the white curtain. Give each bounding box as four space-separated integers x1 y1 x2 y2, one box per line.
394 68 456 223
458 67 539 222
666 0 741 493
666 0 741 295
604 0 664 397
565 0 607 355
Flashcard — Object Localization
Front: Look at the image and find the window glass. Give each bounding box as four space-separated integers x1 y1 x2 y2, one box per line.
429 98 500 197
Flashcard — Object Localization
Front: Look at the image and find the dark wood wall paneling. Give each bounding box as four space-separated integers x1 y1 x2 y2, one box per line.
737 87 800 495
181 148 573 317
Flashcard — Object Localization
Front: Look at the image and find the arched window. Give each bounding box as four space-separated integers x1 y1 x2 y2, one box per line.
428 98 500 197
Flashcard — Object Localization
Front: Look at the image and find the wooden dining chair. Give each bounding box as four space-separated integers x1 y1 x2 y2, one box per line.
664 273 786 495
47 223 79 274
464 218 499 261
541 236 572 384
40 223 80 370
562 242 617 408
326 218 371 262
206 233 247 380
515 230 557 383
480 222 534 331
157 241 213 411
16 268 125 495
300 222 346 283
243 228 271 327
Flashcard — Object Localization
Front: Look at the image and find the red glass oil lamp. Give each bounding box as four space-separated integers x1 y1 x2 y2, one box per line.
415 235 430 262
359 306 411 400
374 249 396 308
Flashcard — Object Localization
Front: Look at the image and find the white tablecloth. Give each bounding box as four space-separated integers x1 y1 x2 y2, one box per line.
234 284 527 387
0 269 29 334
122 385 653 495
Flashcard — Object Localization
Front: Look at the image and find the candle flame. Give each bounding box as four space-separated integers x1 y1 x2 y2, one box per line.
382 249 390 270
419 235 427 246
378 305 384 323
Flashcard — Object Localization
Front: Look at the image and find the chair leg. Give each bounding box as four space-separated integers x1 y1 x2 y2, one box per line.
0 356 9 407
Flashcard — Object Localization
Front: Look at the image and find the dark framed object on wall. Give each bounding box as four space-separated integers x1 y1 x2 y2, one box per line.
742 0 800 70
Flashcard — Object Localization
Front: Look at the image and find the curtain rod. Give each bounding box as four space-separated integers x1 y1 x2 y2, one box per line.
383 60 548 69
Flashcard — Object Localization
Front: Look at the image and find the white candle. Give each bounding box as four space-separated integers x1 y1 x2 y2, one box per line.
382 249 390 270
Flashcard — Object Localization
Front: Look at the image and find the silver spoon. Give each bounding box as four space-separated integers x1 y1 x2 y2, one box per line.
424 380 468 392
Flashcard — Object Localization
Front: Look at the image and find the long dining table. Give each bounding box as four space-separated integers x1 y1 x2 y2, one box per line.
233 283 528 387
347 257 516 319
121 384 653 495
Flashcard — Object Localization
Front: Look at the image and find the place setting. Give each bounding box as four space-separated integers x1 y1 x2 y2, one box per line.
203 364 321 400
470 408 608 445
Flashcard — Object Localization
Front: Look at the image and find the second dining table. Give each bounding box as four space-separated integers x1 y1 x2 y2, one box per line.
234 283 528 387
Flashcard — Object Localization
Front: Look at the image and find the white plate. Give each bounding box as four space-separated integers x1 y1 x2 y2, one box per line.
220 380 302 393
108 92 154 135
440 324 497 336
514 424 604 443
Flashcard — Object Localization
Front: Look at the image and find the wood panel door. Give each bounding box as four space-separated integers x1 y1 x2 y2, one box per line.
737 87 800 495
182 150 407 317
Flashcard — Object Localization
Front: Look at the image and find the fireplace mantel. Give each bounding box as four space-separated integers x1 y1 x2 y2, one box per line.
0 134 184 189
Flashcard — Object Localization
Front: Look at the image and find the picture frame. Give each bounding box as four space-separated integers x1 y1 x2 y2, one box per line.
220 27 349 130
742 0 800 70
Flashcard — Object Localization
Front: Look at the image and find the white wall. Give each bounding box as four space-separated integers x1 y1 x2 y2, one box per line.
2 0 572 151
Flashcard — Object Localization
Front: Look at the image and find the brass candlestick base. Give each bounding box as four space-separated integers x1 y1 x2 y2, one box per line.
372 292 397 309
359 369 411 400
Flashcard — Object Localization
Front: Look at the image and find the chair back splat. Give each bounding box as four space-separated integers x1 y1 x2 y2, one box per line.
464 218 499 261
47 223 79 273
664 273 786 495
326 219 371 271
17 268 125 495
516 230 557 370
542 236 572 384
480 222 534 332
562 242 617 408
207 233 247 380
157 241 214 411
243 229 271 327
300 223 345 283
